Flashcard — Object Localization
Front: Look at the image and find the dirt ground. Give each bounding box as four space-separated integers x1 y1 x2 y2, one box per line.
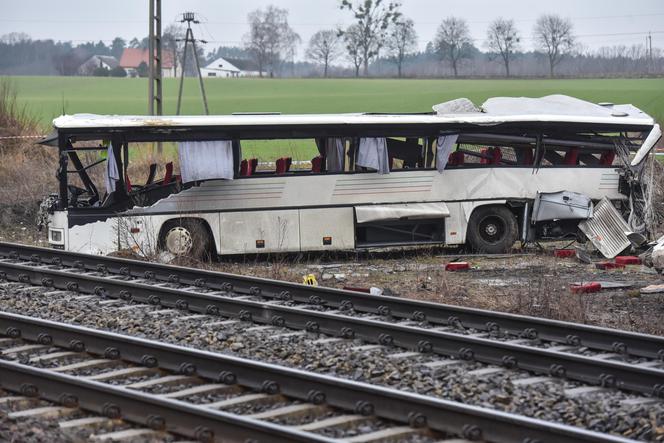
3 205 661 336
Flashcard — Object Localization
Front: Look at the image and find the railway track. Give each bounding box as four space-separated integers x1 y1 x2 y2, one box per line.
0 242 662 399
0 310 629 443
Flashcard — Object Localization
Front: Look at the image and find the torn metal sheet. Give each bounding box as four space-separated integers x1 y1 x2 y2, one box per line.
531 191 593 222
640 284 664 294
354 202 450 224
579 197 631 258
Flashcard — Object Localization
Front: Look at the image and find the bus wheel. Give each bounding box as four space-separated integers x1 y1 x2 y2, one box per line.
161 220 210 259
467 206 518 254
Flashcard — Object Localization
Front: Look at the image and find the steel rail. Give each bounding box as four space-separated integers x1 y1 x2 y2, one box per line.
1 241 661 361
0 359 333 443
1 260 662 398
0 311 635 443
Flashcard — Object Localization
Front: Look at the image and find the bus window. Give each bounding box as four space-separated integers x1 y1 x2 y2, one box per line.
238 139 318 175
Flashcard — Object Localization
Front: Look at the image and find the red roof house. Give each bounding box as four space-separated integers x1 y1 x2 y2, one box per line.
119 48 177 77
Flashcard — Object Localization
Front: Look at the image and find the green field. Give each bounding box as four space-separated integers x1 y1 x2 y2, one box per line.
8 76 664 161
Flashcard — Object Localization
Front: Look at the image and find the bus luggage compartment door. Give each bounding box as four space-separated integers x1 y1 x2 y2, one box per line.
219 210 300 254
299 207 355 251
354 202 449 247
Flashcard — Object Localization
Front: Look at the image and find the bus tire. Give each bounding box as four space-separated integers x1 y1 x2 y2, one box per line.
466 205 518 254
160 219 211 260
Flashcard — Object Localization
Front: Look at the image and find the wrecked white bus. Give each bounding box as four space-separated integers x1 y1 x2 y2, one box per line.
39 95 661 258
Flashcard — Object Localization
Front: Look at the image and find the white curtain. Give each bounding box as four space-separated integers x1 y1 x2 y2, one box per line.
356 137 390 174
178 140 234 183
436 134 459 172
325 138 345 172
105 142 119 193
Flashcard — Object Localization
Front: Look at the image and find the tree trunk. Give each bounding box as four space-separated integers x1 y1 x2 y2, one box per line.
324 61 328 78
355 64 360 77
452 59 458 77
397 62 402 78
363 46 369 76
504 57 510 77
549 56 555 78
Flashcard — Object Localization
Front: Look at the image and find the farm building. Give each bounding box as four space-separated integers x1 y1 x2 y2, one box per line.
201 57 261 78
119 48 177 78
77 55 119 75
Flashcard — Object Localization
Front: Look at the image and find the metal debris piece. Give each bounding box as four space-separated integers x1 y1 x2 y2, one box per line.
579 197 632 259
640 284 664 294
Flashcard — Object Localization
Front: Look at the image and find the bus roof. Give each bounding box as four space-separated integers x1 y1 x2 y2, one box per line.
52 95 654 131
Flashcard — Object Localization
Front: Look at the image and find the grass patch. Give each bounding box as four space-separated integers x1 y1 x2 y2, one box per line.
10 76 664 128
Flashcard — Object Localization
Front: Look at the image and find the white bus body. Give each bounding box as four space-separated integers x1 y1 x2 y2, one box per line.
40 95 661 257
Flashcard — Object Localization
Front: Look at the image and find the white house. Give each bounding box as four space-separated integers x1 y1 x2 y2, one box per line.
78 55 119 75
200 57 261 78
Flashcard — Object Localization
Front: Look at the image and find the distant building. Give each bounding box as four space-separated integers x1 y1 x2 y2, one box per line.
200 57 261 78
78 55 119 75
119 48 177 78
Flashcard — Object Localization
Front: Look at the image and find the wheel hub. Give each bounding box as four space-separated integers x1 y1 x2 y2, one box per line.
165 227 193 255
484 223 498 237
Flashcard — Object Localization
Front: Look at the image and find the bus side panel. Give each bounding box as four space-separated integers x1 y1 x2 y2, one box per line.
68 217 118 255
299 207 355 251
218 210 300 254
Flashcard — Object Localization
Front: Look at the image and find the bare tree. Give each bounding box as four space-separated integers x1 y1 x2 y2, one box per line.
386 18 417 77
163 24 184 76
434 17 472 77
306 30 341 77
485 18 520 77
533 14 575 78
244 5 300 77
343 24 364 77
339 0 401 76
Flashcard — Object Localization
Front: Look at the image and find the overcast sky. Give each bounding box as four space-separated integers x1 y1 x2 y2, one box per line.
3 0 663 58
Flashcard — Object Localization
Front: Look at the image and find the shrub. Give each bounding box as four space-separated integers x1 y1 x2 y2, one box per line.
109 66 127 77
92 66 109 77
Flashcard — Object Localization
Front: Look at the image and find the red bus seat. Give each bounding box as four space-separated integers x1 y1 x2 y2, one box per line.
276 157 292 174
564 148 579 165
162 162 174 185
240 158 259 176
599 151 615 166
311 156 323 173
447 151 464 166
480 147 502 165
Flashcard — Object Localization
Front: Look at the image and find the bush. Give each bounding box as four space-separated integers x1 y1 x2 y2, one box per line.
137 61 149 77
109 66 127 77
92 66 109 77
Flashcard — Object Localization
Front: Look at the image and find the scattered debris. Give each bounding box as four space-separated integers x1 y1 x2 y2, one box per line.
614 256 641 265
554 249 576 258
595 261 625 270
579 197 632 258
574 246 593 264
445 262 470 271
570 282 602 294
572 281 633 290
343 286 384 295
334 273 346 282
640 284 664 294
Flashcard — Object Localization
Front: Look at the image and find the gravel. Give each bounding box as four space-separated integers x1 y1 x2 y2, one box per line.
0 282 663 441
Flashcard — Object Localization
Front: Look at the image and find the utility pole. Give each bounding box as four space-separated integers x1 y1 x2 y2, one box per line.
148 0 163 152
647 32 653 75
176 12 209 115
